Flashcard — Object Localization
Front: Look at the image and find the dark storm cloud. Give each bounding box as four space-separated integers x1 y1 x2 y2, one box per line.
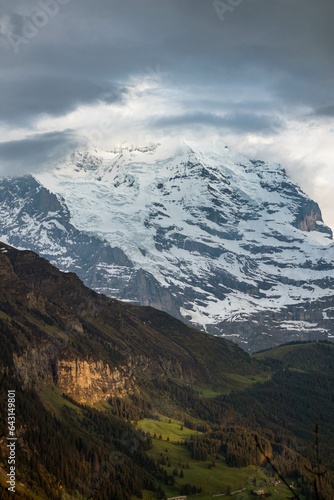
153 112 284 134
0 0 333 133
0 75 125 125
313 105 334 117
0 131 80 175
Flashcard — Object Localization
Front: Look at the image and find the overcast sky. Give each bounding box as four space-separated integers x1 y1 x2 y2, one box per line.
0 0 333 229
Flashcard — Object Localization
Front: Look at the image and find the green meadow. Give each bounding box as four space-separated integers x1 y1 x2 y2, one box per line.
135 418 305 500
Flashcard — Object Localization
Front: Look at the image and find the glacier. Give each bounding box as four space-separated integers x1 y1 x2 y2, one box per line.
1 138 334 352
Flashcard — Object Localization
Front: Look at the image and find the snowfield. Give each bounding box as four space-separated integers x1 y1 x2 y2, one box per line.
1 138 334 351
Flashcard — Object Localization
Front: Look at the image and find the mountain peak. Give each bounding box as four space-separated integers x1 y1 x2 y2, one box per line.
1 139 334 352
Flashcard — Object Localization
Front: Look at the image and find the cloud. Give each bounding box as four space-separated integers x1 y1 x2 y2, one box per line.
152 112 284 134
0 76 125 126
0 130 80 176
0 0 333 226
1 0 333 129
313 105 334 117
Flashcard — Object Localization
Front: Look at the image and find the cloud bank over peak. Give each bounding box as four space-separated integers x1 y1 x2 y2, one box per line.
0 0 333 227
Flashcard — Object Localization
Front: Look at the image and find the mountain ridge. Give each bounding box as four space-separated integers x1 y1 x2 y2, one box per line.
0 240 262 400
1 139 333 352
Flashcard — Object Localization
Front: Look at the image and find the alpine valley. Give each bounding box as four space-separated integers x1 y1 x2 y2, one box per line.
0 139 333 352
1 241 334 499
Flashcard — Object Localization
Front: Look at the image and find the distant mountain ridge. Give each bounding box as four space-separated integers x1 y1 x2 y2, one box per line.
1 138 334 352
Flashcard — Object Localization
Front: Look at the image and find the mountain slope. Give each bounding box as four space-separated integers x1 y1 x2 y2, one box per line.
1 242 334 499
0 241 265 499
0 175 180 317
1 139 334 351
0 241 262 401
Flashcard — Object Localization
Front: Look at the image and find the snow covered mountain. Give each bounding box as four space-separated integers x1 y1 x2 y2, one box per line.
1 138 334 352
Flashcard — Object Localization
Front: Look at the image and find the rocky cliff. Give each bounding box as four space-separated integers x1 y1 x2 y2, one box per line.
0 241 262 404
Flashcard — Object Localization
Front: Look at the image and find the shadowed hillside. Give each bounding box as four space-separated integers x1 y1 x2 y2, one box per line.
1 242 334 499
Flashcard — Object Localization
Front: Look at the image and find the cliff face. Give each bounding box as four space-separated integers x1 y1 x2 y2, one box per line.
13 348 134 403
12 345 205 404
56 359 133 403
293 198 330 233
298 211 320 232
1 241 262 405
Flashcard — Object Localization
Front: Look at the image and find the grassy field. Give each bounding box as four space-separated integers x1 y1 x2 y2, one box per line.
193 373 268 399
192 386 225 398
150 437 264 493
253 342 334 379
135 418 305 500
253 342 319 360
253 341 334 362
137 416 198 441
222 373 268 391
